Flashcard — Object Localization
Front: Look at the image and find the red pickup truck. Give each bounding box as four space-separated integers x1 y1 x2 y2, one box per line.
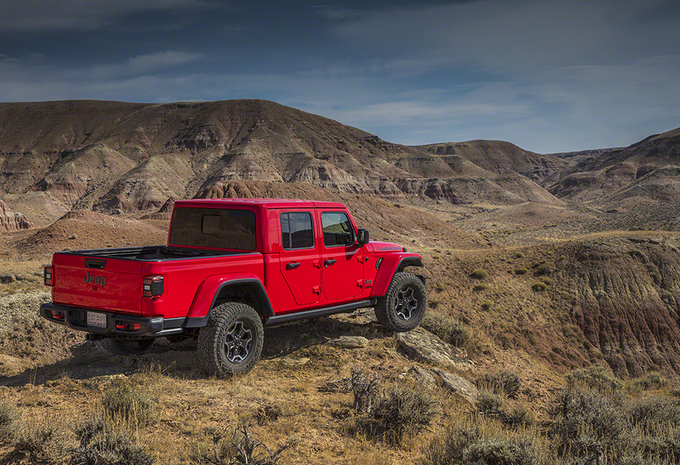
40 199 427 376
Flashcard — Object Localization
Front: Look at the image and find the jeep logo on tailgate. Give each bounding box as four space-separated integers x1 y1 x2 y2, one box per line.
83 271 107 287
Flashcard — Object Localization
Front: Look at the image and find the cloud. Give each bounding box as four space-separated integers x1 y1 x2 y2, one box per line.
0 0 205 32
313 5 365 21
331 0 680 74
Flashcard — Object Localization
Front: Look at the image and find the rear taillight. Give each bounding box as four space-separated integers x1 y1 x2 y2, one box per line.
44 266 54 286
143 276 164 298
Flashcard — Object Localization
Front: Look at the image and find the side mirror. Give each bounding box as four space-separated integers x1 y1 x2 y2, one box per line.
357 228 369 246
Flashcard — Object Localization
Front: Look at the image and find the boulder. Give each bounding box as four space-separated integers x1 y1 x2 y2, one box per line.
431 368 479 405
396 327 475 370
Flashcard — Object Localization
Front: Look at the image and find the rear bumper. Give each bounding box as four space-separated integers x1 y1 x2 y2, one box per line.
39 302 185 338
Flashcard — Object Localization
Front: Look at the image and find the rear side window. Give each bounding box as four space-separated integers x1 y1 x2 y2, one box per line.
321 212 354 247
169 208 257 250
281 212 314 249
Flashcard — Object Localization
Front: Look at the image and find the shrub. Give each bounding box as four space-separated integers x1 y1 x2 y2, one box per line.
628 433 680 464
632 372 668 391
351 367 382 413
421 314 470 347
367 386 440 446
463 437 541 465
423 424 542 465
566 366 622 393
628 397 680 430
255 404 282 426
191 422 296 465
13 420 71 464
0 401 18 441
502 405 535 427
549 388 628 459
538 276 553 286
470 269 487 280
515 267 528 275
481 301 492 311
532 263 551 276
531 282 547 292
72 418 154 465
473 284 488 292
476 370 522 399
475 391 503 415
101 385 158 426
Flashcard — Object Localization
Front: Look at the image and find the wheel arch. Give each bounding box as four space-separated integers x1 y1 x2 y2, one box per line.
371 253 424 298
185 275 274 328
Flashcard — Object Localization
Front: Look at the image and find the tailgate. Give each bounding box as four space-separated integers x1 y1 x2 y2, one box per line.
52 254 143 314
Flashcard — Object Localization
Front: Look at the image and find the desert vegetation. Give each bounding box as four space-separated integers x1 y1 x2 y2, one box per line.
2 101 680 463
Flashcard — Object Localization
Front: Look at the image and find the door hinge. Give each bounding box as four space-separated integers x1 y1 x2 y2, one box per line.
312 285 321 294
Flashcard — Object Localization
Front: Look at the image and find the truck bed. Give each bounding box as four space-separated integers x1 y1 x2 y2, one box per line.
57 245 252 261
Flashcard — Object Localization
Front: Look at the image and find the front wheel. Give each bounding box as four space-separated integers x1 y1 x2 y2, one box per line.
198 302 264 377
375 272 427 332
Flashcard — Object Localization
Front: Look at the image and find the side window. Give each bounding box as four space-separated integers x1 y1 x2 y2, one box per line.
321 212 354 247
281 212 314 250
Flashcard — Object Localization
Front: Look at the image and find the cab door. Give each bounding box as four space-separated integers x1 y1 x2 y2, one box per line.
319 210 363 302
279 211 321 306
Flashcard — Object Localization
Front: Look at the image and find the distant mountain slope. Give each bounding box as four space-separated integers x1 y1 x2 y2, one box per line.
0 100 561 224
420 139 566 183
546 127 680 209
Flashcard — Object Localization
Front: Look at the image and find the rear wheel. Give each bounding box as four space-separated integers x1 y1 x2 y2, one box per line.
100 337 155 355
198 302 264 377
375 272 427 332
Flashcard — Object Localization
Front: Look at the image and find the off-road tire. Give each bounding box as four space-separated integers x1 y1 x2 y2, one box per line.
198 302 264 377
100 337 155 355
375 272 427 332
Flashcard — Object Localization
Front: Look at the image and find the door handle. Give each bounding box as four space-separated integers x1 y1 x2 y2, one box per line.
324 259 337 267
286 262 301 270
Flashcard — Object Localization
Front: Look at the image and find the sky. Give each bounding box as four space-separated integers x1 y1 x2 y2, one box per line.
1 0 679 153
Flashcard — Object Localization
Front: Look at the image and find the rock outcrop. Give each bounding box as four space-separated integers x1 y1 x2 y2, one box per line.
0 200 33 231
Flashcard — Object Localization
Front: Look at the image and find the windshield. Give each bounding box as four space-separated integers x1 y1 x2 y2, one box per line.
169 207 257 250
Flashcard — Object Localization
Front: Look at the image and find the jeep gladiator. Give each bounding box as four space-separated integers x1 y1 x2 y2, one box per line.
40 198 427 376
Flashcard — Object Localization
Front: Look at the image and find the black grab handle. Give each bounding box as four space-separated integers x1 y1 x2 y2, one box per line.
84 258 107 269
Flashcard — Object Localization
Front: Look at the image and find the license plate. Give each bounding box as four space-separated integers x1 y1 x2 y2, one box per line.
87 311 107 328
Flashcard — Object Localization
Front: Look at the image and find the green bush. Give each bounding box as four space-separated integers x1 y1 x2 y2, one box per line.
476 370 522 399
470 269 487 280
101 385 158 426
481 301 493 311
566 366 622 393
538 276 553 286
421 314 470 347
473 283 488 292
531 282 548 292
515 267 528 275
